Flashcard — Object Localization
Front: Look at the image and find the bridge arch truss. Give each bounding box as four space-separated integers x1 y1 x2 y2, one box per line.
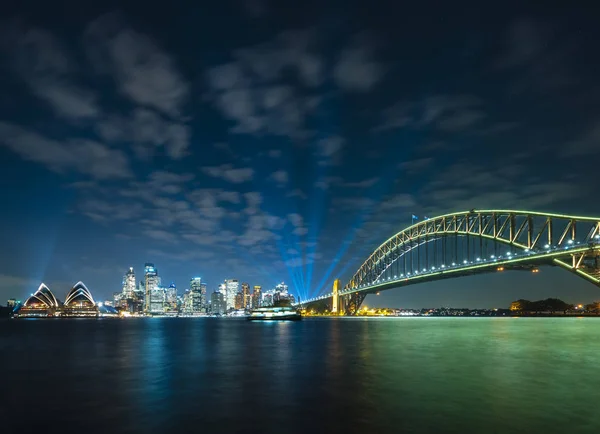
301 210 600 315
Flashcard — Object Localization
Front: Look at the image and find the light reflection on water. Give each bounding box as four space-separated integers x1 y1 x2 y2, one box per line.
1 317 600 433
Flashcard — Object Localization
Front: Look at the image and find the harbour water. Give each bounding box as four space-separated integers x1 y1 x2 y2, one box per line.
1 317 599 433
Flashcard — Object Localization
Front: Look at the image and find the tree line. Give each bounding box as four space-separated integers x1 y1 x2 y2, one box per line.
510 298 600 314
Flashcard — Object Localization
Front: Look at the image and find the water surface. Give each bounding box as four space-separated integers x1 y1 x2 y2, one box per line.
1 317 599 433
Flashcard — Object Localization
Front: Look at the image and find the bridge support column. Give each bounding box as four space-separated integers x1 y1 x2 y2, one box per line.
332 279 341 315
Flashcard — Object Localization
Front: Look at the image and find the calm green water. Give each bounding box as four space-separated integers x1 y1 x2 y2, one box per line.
1 317 599 433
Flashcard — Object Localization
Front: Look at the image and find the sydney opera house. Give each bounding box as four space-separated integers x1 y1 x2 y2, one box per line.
16 282 99 318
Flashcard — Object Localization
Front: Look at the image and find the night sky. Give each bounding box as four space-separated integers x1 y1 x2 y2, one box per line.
1 1 599 308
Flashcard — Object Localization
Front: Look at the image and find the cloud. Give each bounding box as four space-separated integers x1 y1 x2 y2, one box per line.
144 229 179 243
563 121 600 156
268 149 282 158
287 213 308 236
270 170 289 185
333 41 383 92
495 18 575 92
286 189 307 199
205 30 322 138
0 122 131 179
85 13 189 118
340 177 379 188
316 135 344 166
202 164 254 183
398 158 434 174
375 94 487 133
11 27 99 119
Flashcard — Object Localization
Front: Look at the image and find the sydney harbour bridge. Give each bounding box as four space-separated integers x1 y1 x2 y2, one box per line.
296 210 600 315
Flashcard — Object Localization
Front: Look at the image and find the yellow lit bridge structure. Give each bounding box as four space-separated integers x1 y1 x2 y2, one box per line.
296 210 600 315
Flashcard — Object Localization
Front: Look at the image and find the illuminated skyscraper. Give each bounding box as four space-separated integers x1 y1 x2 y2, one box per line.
242 282 251 309
166 282 177 312
144 263 159 313
210 291 226 315
225 279 239 311
122 267 136 299
252 285 261 308
190 277 204 314
149 286 165 314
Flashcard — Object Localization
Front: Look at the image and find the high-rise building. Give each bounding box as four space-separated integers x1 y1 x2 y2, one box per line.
182 290 192 314
225 279 239 311
166 282 177 313
234 292 244 310
200 283 207 311
144 263 159 313
262 282 294 307
252 285 261 308
190 277 204 314
149 286 165 314
122 267 136 299
241 282 251 309
210 291 226 315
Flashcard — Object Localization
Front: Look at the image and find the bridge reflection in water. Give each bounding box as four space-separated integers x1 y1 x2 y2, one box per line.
297 210 600 315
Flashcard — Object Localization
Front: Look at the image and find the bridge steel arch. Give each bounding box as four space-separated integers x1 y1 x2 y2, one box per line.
300 210 600 315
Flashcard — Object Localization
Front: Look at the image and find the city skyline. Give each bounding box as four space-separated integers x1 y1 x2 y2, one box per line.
1 1 600 308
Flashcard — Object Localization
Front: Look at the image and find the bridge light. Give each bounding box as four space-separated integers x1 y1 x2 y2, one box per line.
441 265 445 268
524 249 529 253
400 274 404 277
394 275 397 279
491 255 495 258
452 262 456 266
463 260 468 264
476 257 481 261
568 239 574 244
595 235 600 239
422 268 426 272
431 266 435 270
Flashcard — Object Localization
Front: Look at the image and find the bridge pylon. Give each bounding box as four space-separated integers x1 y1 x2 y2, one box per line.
332 279 342 315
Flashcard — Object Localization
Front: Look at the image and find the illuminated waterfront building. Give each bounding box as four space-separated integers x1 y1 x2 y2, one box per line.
149 286 165 314
144 263 159 313
18 283 61 317
252 286 261 308
200 282 207 311
166 282 178 313
7 298 18 308
242 283 251 308
235 292 244 310
190 277 204 314
225 279 239 311
62 282 98 317
211 291 226 315
123 267 136 298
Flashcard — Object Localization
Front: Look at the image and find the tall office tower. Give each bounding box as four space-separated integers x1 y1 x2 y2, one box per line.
234 292 244 310
144 263 159 313
189 277 204 314
122 267 136 299
225 279 239 311
182 290 192 314
241 282 251 309
252 285 262 308
166 282 177 312
210 291 226 315
149 286 165 314
200 283 207 312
